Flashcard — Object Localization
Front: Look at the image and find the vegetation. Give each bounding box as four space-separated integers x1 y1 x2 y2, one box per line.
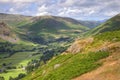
0 76 5 80
85 14 120 36
23 51 109 80
9 73 26 80
94 30 120 42
1 13 120 80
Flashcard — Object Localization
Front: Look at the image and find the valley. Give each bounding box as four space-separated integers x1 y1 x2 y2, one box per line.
0 13 89 80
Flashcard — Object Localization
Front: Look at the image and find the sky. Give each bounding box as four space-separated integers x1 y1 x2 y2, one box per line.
0 0 120 20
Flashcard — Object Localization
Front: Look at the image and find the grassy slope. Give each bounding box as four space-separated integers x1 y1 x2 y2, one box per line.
0 14 89 80
0 13 32 27
23 14 120 80
23 30 120 80
21 16 89 41
23 51 109 80
85 14 120 36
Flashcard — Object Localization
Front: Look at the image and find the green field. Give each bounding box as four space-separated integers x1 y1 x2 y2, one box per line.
0 69 25 80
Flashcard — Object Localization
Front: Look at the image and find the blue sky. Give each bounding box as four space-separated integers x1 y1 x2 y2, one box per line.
0 0 120 20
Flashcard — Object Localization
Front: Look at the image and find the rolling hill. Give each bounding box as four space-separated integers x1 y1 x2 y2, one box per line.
19 15 89 44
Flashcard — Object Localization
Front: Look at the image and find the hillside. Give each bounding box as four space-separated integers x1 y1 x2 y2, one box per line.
23 31 120 80
22 14 120 80
79 20 104 28
0 14 90 80
85 14 120 36
0 22 19 43
0 13 32 27
19 16 89 44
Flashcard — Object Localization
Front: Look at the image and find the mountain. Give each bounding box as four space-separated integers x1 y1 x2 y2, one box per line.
22 14 120 80
79 20 104 28
0 13 89 44
19 15 89 44
85 14 120 36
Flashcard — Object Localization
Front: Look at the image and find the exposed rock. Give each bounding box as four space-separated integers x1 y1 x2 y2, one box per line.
54 64 60 69
65 37 94 54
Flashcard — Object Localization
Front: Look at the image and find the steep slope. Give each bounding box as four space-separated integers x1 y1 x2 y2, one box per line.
23 30 120 80
22 14 120 80
85 14 120 36
73 48 120 80
0 22 19 43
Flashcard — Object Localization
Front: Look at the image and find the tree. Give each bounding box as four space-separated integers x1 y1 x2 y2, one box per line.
0 76 5 80
9 76 14 80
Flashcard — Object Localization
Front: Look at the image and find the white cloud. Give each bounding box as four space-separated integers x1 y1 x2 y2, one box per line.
36 12 50 16
104 11 120 16
9 8 15 12
58 7 82 17
38 4 47 12
0 0 37 3
36 4 51 16
0 0 10 3
62 0 75 6
88 10 95 15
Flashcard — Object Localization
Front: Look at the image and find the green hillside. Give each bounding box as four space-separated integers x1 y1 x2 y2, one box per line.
22 14 120 80
0 13 90 80
0 13 32 27
85 14 120 36
23 30 120 80
19 16 89 44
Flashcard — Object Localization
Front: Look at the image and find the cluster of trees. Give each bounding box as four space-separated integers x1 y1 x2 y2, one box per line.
25 45 68 74
0 76 5 80
9 73 26 80
0 42 36 59
25 59 40 73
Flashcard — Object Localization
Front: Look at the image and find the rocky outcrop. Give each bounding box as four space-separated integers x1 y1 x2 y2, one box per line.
0 22 19 43
64 37 94 54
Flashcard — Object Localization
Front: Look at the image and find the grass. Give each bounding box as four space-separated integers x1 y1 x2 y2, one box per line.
94 30 120 42
0 52 42 67
0 69 25 80
23 51 109 80
84 14 120 37
0 51 42 80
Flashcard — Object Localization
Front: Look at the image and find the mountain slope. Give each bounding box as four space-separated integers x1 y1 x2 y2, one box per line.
79 20 104 28
20 16 89 43
22 14 120 80
0 14 90 80
0 13 32 27
23 30 120 80
0 22 19 43
85 14 120 36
